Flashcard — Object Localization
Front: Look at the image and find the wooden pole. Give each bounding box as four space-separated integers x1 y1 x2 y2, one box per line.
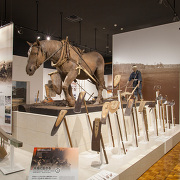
131 110 138 147
134 101 140 136
64 117 73 148
36 90 39 104
143 108 149 141
118 91 128 141
154 108 158 136
107 114 115 147
115 112 126 154
83 99 108 164
160 101 165 132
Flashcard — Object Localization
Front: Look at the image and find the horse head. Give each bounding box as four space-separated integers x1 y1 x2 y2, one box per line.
26 39 46 76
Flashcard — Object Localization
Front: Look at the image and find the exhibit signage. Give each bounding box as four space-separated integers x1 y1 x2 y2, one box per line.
0 23 13 134
28 147 78 180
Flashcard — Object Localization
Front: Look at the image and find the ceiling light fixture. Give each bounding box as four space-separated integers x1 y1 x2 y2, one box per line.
17 27 23 34
114 24 117 27
103 27 106 30
120 28 123 31
46 36 51 40
37 36 41 39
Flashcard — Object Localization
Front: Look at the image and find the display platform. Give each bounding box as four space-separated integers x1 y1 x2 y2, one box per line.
0 125 179 180
18 100 151 116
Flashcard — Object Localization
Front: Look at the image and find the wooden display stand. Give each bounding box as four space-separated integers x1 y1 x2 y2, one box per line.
83 99 109 164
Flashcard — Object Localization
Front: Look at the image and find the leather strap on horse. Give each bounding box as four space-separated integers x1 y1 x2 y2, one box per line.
75 64 97 83
51 37 71 67
50 37 100 86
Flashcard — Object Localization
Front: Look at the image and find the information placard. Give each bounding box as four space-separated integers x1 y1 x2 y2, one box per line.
28 147 78 180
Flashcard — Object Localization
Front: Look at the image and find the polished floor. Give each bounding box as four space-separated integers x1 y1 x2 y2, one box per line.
138 142 180 180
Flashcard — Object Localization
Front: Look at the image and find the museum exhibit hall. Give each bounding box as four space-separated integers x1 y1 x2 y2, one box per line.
0 0 180 179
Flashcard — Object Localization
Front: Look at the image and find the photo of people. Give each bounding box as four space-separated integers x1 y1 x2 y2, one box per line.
5 96 11 105
5 115 11 124
5 106 11 114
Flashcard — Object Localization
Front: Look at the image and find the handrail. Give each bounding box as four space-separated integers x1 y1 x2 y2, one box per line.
0 128 23 148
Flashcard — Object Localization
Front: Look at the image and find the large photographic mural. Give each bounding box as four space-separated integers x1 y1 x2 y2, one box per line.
113 22 180 123
0 23 13 133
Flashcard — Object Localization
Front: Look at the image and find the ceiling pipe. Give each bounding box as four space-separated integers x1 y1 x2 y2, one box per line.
36 0 39 31
60 12 63 40
79 21 81 45
94 28 97 50
4 0 6 22
106 34 109 54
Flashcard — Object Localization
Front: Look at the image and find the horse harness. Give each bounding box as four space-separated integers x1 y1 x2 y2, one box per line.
31 38 99 85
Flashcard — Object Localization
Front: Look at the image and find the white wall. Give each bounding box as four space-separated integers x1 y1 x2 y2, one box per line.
113 22 180 65
12 55 43 104
113 22 180 123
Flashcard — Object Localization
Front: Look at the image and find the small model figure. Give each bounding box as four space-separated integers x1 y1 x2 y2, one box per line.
126 65 143 100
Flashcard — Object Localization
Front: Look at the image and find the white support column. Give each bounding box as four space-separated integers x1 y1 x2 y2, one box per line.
0 142 25 175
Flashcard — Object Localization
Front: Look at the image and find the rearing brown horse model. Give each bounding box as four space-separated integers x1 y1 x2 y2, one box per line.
26 39 105 107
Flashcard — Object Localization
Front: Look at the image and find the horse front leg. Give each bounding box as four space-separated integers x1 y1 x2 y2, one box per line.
94 85 104 104
68 85 76 102
94 67 105 104
63 70 78 107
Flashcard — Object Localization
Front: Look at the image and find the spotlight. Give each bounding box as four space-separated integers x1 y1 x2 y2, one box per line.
17 27 23 34
46 36 51 40
114 24 117 27
120 27 124 31
173 14 179 22
37 36 41 40
103 27 106 30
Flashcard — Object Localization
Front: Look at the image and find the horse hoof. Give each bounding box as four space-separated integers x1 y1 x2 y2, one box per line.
68 100 75 107
94 101 99 105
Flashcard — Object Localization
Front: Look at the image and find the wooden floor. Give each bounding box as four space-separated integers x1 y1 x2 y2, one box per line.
138 142 180 180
